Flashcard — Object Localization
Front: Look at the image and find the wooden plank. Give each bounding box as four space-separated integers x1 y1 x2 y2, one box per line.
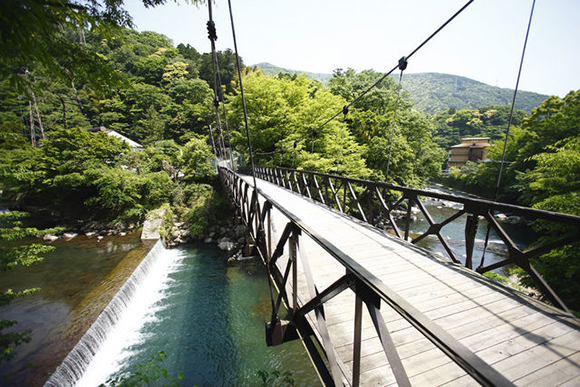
466 317 570 363
238 175 580 386
559 373 580 387
358 364 397 386
492 330 580 381
443 303 535 335
514 351 580 386
406 359 468 386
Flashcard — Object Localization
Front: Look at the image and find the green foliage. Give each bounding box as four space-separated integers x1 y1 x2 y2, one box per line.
179 135 216 181
0 127 183 224
328 68 446 185
227 70 371 178
441 91 580 310
517 136 580 207
0 319 32 364
199 49 244 95
102 351 184 387
432 105 528 150
182 183 228 239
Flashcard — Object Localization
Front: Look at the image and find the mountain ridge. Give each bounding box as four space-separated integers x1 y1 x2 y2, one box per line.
251 62 549 114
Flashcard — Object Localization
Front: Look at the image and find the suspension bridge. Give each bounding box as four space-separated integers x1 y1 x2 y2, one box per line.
219 165 580 386
204 0 580 385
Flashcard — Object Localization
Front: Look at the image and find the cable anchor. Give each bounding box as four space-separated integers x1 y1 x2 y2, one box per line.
207 20 218 41
398 56 408 71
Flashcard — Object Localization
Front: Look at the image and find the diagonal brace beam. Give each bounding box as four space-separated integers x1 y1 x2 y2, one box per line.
294 273 356 321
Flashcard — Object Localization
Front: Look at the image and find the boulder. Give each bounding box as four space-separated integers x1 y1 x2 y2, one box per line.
218 239 235 251
43 234 59 242
233 225 247 238
62 232 78 241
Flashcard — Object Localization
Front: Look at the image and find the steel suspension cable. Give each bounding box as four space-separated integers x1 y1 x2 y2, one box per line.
226 0 280 328
336 105 348 174
254 0 474 159
479 0 536 271
214 49 236 168
227 0 257 189
207 1 226 160
494 0 536 200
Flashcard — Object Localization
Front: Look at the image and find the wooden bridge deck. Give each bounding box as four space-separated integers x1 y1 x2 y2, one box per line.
242 175 580 386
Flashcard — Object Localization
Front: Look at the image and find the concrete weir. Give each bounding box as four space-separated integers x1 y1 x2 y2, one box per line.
141 207 166 240
42 209 166 385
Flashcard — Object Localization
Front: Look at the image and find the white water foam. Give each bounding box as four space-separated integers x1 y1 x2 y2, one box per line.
44 240 182 387
76 245 183 386
76 250 180 387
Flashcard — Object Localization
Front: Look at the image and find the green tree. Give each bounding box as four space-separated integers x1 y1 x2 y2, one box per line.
440 91 580 310
328 68 446 185
227 70 371 178
432 105 528 150
199 49 243 95
179 135 216 181
515 136 580 310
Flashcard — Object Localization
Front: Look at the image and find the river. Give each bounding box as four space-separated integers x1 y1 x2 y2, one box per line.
1 186 534 385
404 185 536 275
76 243 320 386
0 235 319 386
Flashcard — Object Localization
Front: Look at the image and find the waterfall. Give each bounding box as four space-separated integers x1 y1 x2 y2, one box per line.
44 240 167 387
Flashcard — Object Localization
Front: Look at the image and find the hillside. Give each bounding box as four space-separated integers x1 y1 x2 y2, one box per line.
252 62 333 84
251 63 548 114
396 73 548 114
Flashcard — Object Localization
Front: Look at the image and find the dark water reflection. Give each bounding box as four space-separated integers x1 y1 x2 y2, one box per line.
0 232 147 386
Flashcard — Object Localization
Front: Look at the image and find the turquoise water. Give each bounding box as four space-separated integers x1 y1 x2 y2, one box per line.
81 244 321 386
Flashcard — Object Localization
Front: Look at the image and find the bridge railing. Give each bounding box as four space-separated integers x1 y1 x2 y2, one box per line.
239 165 580 313
219 166 513 387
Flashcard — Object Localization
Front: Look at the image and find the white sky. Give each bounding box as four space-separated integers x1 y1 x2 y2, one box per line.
125 0 579 97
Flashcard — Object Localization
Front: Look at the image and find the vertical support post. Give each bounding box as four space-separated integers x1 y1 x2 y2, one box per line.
405 196 414 241
267 208 272 262
290 233 298 313
352 294 363 387
465 213 478 269
343 181 348 214
368 187 375 226
253 191 260 241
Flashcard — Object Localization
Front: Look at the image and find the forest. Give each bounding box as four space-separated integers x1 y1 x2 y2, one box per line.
1 0 579 365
